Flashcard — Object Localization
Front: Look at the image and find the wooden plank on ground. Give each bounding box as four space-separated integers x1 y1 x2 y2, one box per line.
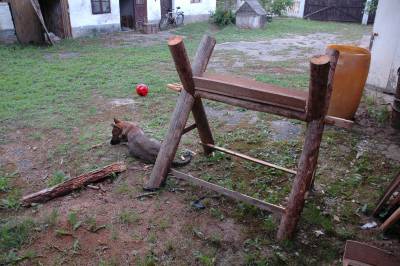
170 168 286 215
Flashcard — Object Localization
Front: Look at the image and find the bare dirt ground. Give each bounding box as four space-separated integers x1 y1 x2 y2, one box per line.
2 23 400 265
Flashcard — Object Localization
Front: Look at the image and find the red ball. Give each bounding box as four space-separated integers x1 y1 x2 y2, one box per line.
136 84 149 97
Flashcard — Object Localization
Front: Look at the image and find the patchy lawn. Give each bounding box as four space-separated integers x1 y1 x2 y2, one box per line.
1 18 399 265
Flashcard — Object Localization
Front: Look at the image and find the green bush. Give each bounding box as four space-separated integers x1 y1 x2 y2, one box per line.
210 9 236 26
261 0 294 16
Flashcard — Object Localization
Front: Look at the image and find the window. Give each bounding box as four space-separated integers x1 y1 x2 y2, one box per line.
91 0 111 14
191 0 201 3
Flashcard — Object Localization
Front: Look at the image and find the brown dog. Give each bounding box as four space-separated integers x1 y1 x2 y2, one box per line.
110 118 192 166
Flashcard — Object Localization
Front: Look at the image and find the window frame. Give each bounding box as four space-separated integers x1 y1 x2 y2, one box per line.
91 0 112 15
190 0 201 3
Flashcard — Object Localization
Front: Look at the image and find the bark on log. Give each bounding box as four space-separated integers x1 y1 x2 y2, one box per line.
277 51 339 241
391 67 400 130
21 162 127 206
191 35 216 155
144 35 216 189
380 207 400 231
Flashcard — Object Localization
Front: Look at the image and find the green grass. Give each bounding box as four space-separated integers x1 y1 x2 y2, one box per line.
0 218 35 264
118 209 140 225
47 171 68 187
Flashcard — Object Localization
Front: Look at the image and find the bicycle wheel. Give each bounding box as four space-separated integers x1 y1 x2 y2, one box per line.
159 16 169 31
175 13 184 27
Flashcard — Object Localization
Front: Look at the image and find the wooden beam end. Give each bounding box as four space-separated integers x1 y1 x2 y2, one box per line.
168 36 183 46
310 55 330 65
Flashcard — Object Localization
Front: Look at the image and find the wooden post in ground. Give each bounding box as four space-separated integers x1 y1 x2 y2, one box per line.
277 51 339 240
391 67 400 130
144 35 216 190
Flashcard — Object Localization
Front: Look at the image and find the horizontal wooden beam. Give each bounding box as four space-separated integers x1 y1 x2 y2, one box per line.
325 116 353 129
170 169 286 215
166 84 353 130
194 73 307 112
182 123 197 135
202 143 297 175
195 90 307 121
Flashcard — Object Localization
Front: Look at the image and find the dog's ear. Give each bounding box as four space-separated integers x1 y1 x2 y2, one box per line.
114 118 121 124
111 123 122 129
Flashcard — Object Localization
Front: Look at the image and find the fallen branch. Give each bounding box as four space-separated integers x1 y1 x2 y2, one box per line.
135 192 158 199
22 162 127 207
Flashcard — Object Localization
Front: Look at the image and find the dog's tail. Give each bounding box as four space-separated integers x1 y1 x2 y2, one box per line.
172 150 193 167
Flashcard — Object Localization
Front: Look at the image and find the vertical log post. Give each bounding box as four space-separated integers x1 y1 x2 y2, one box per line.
144 35 216 190
277 50 339 240
391 67 400 130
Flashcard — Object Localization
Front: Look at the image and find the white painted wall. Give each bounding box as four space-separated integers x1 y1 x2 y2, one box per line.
0 3 14 30
172 0 216 22
147 0 162 22
367 0 400 93
286 0 305 18
68 0 120 28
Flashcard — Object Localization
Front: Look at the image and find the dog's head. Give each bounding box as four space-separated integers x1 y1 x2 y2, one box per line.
110 118 128 145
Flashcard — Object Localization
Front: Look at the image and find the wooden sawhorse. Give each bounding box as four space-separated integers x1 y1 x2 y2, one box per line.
144 35 339 240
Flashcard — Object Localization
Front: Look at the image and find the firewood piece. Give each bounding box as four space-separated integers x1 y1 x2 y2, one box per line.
87 184 100 190
391 67 400 129
21 162 127 206
277 51 339 241
380 207 400 231
135 192 157 199
144 35 216 190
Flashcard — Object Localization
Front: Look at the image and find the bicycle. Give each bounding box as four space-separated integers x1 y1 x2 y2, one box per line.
159 6 184 31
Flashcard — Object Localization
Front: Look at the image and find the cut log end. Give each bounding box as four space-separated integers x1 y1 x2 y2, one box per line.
310 55 330 65
168 36 183 46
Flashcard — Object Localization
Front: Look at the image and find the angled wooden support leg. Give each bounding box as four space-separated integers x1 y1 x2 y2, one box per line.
191 35 217 155
144 35 216 190
277 50 339 240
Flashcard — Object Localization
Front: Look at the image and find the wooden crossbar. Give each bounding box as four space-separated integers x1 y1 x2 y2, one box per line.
201 143 297 175
170 168 286 215
182 123 197 135
194 73 308 112
166 83 353 129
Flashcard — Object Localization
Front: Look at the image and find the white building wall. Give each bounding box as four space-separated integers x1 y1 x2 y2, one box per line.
147 0 162 22
366 0 400 93
172 0 216 23
68 0 121 37
285 0 305 17
0 3 14 30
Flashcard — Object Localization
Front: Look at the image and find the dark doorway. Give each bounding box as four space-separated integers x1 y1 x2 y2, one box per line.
160 0 172 17
119 0 134 29
39 0 72 38
134 0 146 30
